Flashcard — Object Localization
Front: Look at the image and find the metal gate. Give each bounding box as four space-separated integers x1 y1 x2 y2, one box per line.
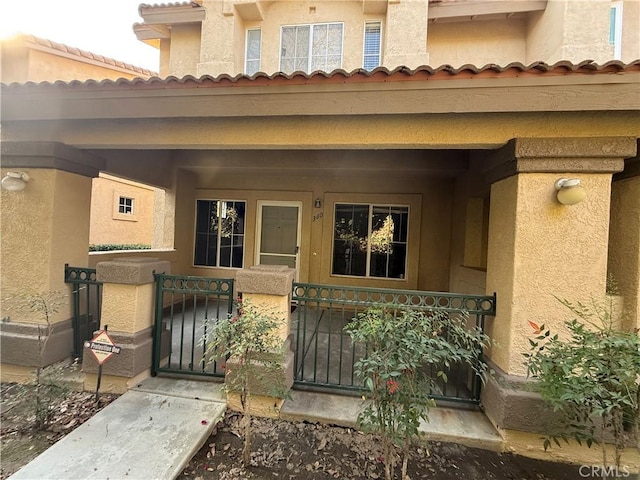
291 283 496 405
64 264 103 358
152 273 234 377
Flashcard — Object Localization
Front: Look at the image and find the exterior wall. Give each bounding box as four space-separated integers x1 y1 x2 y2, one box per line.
172 0 427 76
621 0 640 62
89 174 156 247
526 0 612 64
428 19 526 68
0 40 151 84
168 24 202 78
608 174 640 329
172 150 454 293
146 0 639 78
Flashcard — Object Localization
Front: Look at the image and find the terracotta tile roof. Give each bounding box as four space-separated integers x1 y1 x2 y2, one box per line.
2 60 638 89
3 34 157 78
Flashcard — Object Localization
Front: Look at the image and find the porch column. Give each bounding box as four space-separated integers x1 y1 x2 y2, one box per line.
480 137 636 457
232 265 296 417
82 257 170 394
0 142 101 383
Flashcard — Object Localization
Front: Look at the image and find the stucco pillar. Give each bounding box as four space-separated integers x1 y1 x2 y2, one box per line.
479 137 636 437
197 0 239 76
230 265 296 417
608 166 640 330
0 142 101 383
82 257 170 394
385 0 429 68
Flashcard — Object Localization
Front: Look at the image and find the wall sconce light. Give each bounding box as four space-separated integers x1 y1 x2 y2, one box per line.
1 172 30 192
554 178 586 205
314 198 322 208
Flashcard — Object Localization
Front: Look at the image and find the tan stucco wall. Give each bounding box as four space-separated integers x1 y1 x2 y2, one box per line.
0 46 145 84
428 19 526 68
168 24 202 78
608 175 640 329
486 173 612 376
171 150 453 292
621 0 640 62
526 0 612 64
89 174 156 246
1 168 92 324
151 0 638 78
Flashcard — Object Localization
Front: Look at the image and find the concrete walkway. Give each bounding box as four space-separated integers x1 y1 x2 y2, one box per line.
10 378 503 480
9 378 227 480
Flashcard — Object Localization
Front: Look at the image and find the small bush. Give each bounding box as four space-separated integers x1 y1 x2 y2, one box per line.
89 244 151 252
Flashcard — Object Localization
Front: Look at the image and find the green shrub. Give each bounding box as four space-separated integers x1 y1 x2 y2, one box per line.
524 298 640 469
346 307 490 480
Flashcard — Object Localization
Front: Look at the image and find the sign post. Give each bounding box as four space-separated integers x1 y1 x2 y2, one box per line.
84 325 121 402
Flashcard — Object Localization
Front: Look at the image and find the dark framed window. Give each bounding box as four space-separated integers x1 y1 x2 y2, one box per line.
118 196 134 214
332 203 408 279
194 200 245 268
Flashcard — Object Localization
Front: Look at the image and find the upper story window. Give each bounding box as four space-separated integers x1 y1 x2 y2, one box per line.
609 2 623 60
118 196 134 215
245 29 262 75
363 22 382 70
280 23 343 74
194 200 246 268
332 203 408 279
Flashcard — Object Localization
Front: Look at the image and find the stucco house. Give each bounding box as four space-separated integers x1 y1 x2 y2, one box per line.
1 0 639 466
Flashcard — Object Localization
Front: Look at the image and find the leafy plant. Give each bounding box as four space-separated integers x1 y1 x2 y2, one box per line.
346 307 490 480
524 298 640 470
3 290 69 429
201 298 287 464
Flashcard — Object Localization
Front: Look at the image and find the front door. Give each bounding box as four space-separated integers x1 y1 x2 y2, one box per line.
256 201 301 280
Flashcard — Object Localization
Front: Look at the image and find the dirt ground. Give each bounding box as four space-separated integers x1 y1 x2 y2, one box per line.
0 382 118 479
178 411 584 480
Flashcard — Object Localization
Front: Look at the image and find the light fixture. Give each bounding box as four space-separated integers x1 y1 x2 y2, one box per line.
314 198 322 208
554 178 586 206
1 172 30 192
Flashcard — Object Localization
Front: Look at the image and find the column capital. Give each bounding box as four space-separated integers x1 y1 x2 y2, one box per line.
96 257 170 285
236 265 295 296
481 137 636 184
0 141 105 178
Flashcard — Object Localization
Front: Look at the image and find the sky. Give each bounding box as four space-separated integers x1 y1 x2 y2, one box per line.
0 0 159 71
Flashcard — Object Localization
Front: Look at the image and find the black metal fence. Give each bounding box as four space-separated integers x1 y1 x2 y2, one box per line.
152 273 234 378
64 264 103 358
291 283 496 405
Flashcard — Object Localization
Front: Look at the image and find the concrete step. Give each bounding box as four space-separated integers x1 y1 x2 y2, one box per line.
280 390 504 452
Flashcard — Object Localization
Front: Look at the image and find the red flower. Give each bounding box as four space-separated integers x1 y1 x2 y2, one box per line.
201 419 208 425
386 379 399 395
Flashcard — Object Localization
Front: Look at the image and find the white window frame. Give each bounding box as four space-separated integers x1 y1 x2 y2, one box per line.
245 28 261 75
610 1 623 60
118 196 134 214
362 21 382 71
279 22 344 74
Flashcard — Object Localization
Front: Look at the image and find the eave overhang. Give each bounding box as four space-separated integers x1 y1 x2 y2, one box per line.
2 61 638 123
428 0 547 23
